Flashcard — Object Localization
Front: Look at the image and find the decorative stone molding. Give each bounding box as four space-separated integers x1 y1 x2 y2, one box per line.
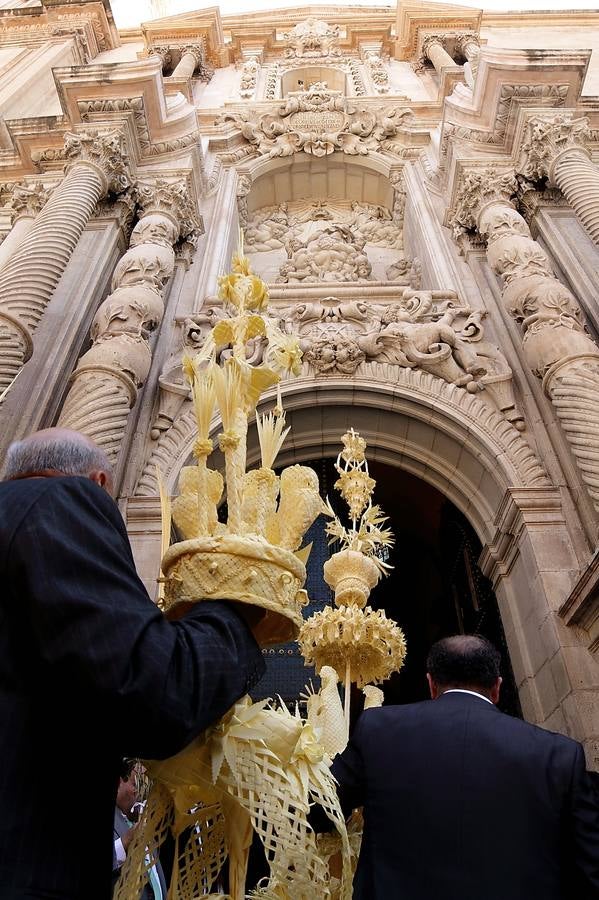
448 165 599 512
364 51 390 94
222 84 415 158
136 361 543 498
0 128 130 393
440 83 570 163
264 64 280 100
239 57 260 99
3 182 52 221
58 176 201 462
283 18 342 58
517 113 599 246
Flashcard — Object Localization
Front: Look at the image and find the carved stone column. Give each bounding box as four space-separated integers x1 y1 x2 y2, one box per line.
421 35 455 74
172 45 203 79
519 114 599 247
0 182 51 272
451 167 599 512
454 32 480 87
0 130 129 393
58 179 201 463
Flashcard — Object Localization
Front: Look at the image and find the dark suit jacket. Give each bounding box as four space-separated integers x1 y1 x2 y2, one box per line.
331 692 599 899
112 808 166 900
0 476 264 900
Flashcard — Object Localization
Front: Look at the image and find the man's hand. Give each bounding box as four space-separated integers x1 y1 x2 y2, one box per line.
121 824 137 853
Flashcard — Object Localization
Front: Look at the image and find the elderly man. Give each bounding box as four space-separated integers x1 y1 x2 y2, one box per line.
0 428 265 900
329 634 599 899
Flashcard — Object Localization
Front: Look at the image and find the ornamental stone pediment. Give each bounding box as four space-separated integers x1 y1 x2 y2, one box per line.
222 85 415 158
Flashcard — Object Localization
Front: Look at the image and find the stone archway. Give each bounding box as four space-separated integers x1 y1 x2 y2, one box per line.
129 374 599 756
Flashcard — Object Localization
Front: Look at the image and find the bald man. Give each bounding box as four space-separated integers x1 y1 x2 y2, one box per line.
325 635 599 899
0 429 265 900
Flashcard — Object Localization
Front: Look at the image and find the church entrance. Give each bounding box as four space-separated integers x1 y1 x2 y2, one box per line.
252 457 521 718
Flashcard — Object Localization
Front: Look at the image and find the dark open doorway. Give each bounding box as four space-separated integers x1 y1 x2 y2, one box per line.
252 457 521 718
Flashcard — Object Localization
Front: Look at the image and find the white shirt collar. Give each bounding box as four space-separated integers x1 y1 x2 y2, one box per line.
442 688 493 705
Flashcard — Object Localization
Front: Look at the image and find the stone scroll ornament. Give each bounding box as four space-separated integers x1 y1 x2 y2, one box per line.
58 179 202 464
0 129 130 394
114 234 353 900
450 166 599 512
221 83 415 158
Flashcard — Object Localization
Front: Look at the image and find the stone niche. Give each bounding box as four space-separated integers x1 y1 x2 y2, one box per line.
238 156 414 283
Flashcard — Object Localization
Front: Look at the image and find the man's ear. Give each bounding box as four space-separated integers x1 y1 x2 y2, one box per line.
489 677 502 705
89 469 113 495
427 673 439 700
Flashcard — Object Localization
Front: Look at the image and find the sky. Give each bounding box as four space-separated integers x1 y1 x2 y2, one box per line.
110 0 599 30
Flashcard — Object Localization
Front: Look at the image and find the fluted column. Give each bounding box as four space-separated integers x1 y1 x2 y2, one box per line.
450 167 599 512
0 129 129 393
172 44 203 79
421 35 455 74
519 114 599 246
0 183 51 272
58 178 202 462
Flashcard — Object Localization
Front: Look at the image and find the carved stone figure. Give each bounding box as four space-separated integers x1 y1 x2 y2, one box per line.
277 224 372 283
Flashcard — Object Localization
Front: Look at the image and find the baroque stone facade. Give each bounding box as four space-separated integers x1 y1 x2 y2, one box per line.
3 0 599 764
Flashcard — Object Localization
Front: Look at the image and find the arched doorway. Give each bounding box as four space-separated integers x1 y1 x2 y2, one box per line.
251 457 522 718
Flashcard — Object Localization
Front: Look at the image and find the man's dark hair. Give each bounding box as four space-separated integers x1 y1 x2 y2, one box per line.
426 634 501 690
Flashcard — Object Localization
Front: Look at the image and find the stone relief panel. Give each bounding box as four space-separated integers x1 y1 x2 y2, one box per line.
240 199 416 283
221 84 415 159
149 291 524 446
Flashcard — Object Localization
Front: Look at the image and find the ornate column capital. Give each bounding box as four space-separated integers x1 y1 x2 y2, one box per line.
180 44 204 66
421 33 448 55
518 113 591 183
7 182 51 221
152 45 172 66
448 166 518 238
454 32 480 58
64 129 131 195
133 178 204 245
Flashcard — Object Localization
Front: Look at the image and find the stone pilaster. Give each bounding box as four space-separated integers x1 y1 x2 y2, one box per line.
518 114 599 247
450 166 599 513
0 130 130 393
58 178 202 463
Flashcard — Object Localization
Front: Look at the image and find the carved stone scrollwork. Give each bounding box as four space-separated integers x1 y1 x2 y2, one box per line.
448 165 599 509
58 177 201 462
0 129 129 393
222 84 415 158
283 18 342 58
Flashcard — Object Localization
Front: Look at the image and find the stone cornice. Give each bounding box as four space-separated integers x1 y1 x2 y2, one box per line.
439 47 591 176
395 1 482 61
0 0 117 55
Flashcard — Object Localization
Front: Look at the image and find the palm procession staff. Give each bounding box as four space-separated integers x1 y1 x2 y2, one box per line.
0 428 265 900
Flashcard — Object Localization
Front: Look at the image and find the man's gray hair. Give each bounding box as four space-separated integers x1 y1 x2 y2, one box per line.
3 434 113 481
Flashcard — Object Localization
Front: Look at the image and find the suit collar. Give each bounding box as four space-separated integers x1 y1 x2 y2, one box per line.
436 690 499 710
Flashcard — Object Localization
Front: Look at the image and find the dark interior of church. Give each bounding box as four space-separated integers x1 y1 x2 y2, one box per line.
252 457 521 719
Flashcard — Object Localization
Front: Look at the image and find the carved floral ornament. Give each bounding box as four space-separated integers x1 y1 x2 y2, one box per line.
282 18 342 58
447 166 518 240
63 129 131 193
133 178 204 245
221 85 416 158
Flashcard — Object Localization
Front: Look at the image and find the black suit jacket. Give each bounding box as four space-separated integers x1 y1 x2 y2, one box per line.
331 692 599 899
0 476 264 900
